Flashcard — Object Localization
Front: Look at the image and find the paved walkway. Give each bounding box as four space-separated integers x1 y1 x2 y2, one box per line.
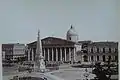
3 64 118 80
3 72 64 80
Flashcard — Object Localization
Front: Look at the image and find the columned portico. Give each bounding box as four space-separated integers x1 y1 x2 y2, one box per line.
27 37 77 63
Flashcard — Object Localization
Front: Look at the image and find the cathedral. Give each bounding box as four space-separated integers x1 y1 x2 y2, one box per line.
26 25 118 64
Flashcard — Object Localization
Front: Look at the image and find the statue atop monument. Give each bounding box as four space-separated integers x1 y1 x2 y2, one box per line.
34 30 46 72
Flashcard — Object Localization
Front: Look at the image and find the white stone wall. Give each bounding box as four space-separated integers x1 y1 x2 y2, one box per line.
75 44 82 52
13 44 25 60
67 35 78 42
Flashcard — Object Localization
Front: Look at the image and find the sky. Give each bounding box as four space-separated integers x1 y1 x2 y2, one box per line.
0 0 119 44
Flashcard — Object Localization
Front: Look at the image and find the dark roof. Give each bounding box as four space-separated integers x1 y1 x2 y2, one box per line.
89 42 118 47
78 40 92 44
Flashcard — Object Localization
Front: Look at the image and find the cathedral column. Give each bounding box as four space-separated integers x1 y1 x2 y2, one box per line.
48 48 50 61
73 48 76 62
65 48 67 61
69 48 71 61
56 48 58 61
43 48 45 59
32 49 34 61
52 48 54 61
60 48 62 61
28 49 30 61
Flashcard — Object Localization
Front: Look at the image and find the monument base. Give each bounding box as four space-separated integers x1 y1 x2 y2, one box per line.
34 57 46 73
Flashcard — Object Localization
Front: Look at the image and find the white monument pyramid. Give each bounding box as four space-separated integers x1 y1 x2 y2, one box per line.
34 30 46 72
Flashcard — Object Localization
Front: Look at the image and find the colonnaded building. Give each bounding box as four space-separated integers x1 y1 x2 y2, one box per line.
26 26 118 63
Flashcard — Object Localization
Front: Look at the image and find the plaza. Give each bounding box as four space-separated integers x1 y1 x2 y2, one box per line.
2 27 118 80
3 63 118 80
3 64 96 80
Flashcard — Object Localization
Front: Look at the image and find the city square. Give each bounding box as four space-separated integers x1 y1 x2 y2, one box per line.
0 0 119 80
2 28 118 80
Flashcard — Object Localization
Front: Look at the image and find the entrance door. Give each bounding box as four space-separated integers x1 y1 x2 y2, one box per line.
83 55 88 62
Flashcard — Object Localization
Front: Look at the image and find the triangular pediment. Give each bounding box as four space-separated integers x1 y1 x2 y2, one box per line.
42 37 75 45
27 37 75 47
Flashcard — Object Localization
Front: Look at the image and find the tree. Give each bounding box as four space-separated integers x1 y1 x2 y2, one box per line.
92 57 114 80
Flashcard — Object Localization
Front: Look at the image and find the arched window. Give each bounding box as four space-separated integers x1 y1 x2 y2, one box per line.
108 55 111 60
91 56 93 61
91 48 93 53
97 48 99 53
83 55 88 62
97 56 99 61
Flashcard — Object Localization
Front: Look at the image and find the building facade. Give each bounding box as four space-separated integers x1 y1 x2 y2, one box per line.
77 41 118 63
2 43 26 61
2 44 14 60
13 43 26 60
26 26 118 63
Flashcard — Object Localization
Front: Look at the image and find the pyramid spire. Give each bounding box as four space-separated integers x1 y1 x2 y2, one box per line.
36 29 42 57
34 29 46 72
71 25 73 29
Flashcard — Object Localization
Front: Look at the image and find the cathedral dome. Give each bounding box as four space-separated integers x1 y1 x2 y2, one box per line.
66 25 79 42
67 25 78 36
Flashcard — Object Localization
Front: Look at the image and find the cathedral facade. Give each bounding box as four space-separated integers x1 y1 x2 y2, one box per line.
26 26 118 64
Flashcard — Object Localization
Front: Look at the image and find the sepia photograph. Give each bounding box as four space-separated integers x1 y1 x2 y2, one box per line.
0 0 119 80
